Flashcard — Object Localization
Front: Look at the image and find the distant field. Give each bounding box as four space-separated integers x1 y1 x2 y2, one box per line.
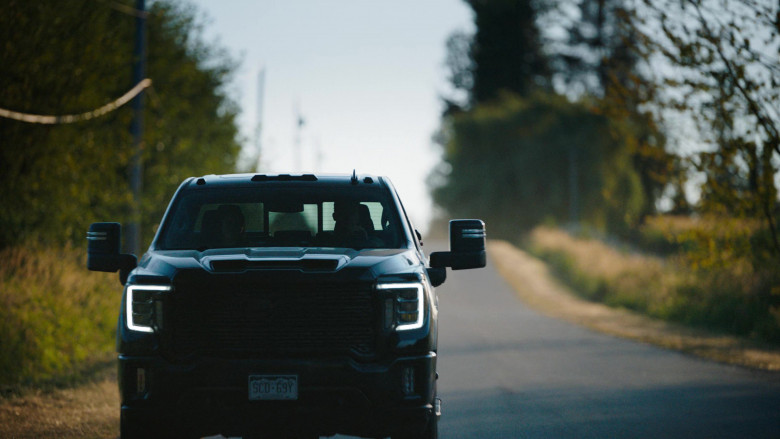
0 245 119 393
526 218 780 343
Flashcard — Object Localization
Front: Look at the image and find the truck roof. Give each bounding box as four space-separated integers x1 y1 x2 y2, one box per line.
184 172 385 189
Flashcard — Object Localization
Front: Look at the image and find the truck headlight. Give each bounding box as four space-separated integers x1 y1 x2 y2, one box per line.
377 283 424 331
126 285 170 333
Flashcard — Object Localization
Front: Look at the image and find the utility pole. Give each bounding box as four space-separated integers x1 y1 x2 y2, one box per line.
568 145 579 224
293 101 304 171
255 66 265 172
128 0 146 255
315 136 323 172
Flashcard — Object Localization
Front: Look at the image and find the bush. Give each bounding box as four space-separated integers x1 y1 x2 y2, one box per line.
527 223 780 343
0 245 119 390
430 93 646 240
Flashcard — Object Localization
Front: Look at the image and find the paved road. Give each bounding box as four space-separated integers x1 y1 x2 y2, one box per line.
218 249 780 439
432 253 780 438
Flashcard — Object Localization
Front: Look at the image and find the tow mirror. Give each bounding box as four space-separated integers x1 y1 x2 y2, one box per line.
87 222 137 284
429 219 486 270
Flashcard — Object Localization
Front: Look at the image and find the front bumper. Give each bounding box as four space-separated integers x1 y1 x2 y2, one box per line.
119 353 437 438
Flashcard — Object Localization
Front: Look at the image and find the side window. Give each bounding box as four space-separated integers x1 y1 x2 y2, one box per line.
242 203 264 232
323 202 336 232
363 202 384 230
194 205 217 232
269 204 317 235
195 203 262 231
321 202 386 232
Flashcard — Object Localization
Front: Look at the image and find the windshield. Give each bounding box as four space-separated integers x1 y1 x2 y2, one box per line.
156 186 407 250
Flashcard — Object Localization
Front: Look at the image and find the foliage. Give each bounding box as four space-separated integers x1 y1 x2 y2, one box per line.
554 0 677 218
430 93 645 238
436 0 674 237
634 0 780 251
0 0 241 250
528 224 780 342
0 245 119 389
444 0 552 110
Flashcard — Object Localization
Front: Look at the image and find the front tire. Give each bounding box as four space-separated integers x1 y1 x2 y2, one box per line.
119 411 144 439
393 415 437 439
393 391 439 439
422 413 438 439
120 411 186 439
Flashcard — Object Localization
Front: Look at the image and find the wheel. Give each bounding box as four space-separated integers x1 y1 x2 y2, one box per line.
392 416 437 439
392 397 439 439
423 413 438 439
119 411 145 439
120 411 186 439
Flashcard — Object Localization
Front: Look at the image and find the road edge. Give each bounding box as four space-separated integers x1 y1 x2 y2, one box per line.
487 239 780 372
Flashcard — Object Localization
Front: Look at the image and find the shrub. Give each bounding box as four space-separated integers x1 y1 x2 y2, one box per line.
527 224 780 342
0 245 119 390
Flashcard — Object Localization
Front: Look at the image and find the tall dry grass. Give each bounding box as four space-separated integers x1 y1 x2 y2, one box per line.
527 222 780 342
0 245 120 392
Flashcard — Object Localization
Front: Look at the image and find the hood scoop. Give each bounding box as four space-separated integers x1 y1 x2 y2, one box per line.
209 257 342 273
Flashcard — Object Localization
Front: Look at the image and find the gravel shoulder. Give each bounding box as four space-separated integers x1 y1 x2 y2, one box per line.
0 369 118 439
488 239 780 372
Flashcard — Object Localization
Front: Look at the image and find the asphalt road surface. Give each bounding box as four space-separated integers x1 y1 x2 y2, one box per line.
337 250 780 439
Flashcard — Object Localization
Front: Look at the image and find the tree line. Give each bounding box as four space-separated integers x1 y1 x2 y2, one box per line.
430 0 779 254
0 0 241 250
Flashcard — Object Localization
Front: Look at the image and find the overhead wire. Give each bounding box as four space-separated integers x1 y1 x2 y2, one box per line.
0 79 152 124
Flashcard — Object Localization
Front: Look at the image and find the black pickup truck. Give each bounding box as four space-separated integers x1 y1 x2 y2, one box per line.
87 172 485 439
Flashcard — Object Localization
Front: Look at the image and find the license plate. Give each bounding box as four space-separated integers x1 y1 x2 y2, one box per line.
248 375 298 400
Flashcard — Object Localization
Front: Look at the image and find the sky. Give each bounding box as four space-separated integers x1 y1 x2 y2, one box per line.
185 0 475 233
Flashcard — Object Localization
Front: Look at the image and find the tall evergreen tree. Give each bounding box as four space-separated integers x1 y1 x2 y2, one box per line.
445 0 552 109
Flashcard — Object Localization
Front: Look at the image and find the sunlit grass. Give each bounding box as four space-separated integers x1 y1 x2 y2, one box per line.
527 221 780 343
0 245 120 392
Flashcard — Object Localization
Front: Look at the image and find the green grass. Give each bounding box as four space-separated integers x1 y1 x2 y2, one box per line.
0 244 120 393
526 221 780 343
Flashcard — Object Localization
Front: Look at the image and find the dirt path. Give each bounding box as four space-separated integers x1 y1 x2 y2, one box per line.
488 239 780 371
0 370 118 439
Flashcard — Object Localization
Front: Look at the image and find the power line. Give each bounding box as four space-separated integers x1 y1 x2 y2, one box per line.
0 79 152 124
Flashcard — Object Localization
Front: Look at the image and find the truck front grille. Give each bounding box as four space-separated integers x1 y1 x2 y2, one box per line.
168 280 376 358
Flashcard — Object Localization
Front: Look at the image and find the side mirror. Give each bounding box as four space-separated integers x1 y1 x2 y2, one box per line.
429 219 486 270
87 222 137 284
426 267 446 287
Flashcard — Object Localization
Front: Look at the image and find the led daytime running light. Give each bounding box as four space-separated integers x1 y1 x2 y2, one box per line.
126 285 171 333
377 282 424 331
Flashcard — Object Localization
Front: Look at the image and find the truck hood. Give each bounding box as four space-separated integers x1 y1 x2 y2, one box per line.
132 247 423 282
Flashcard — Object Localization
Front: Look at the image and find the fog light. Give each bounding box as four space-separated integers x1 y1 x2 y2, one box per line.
384 298 394 329
136 368 146 395
402 367 415 396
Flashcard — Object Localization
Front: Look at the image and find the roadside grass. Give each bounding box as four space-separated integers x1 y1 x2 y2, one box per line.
0 244 120 395
526 220 780 344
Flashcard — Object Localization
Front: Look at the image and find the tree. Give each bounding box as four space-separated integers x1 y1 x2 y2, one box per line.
556 0 676 219
444 0 552 110
636 0 780 252
430 94 645 238
0 0 241 248
434 0 661 236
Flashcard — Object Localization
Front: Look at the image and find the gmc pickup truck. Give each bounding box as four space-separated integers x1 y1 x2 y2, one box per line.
87 172 485 439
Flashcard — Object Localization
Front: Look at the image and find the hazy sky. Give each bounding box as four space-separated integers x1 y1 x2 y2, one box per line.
186 0 474 232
